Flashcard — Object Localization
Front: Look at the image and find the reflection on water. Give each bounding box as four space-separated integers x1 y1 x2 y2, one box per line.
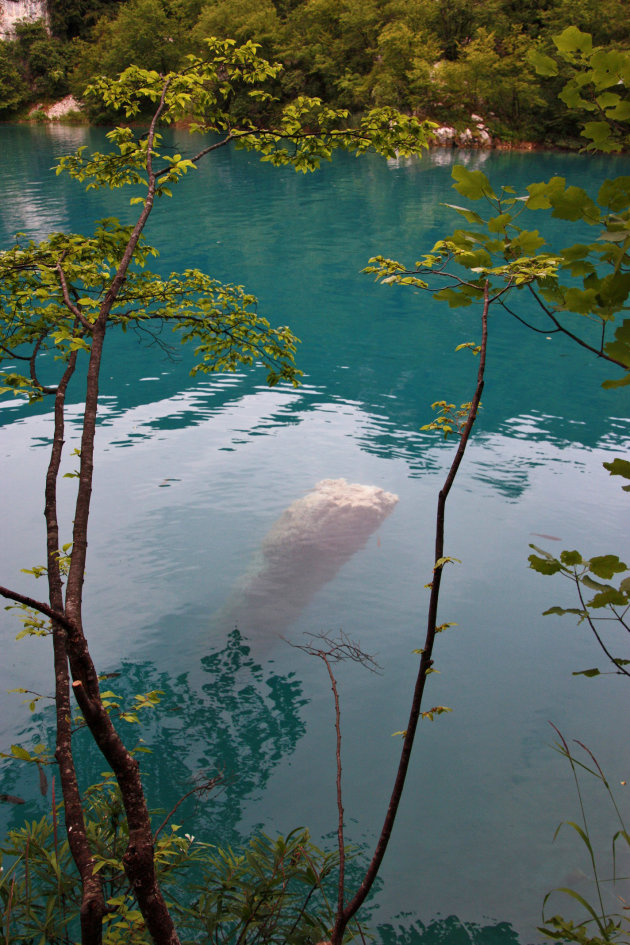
470 412 630 500
0 630 307 850
387 148 492 171
39 123 91 150
379 917 521 945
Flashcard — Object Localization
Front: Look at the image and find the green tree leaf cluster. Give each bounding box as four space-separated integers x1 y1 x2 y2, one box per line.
0 221 302 400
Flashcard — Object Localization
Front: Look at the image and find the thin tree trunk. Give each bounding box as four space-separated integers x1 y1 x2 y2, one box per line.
55 82 183 943
45 351 106 944
56 302 181 945
331 283 490 944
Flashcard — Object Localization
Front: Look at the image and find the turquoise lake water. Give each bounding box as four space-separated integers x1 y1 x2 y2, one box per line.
1 122 630 943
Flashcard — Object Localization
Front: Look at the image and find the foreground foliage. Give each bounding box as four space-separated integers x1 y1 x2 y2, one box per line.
0 781 342 944
539 733 630 945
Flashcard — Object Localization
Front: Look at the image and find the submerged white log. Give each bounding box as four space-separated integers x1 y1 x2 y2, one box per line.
0 0 49 38
220 478 399 640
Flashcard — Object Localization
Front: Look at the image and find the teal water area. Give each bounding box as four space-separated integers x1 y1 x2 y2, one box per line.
1 123 630 942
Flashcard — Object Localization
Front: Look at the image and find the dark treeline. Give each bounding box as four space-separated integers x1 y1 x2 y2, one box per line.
0 0 629 143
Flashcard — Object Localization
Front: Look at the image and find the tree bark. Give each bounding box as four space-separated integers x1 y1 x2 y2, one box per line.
55 82 183 944
45 351 106 944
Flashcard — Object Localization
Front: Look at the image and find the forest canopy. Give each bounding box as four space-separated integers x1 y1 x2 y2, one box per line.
1 0 629 144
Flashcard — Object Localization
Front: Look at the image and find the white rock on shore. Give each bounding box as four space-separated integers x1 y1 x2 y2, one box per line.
29 95 83 120
432 115 493 149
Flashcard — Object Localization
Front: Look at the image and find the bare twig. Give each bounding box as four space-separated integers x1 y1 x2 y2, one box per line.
153 774 223 842
292 632 380 934
291 631 380 672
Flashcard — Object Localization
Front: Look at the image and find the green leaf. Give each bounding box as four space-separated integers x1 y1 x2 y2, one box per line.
550 186 600 223
511 230 546 254
602 373 630 389
451 166 496 201
605 101 630 121
526 177 566 210
527 48 559 77
421 705 452 721
487 213 513 234
434 287 475 308
560 550 582 566
443 204 485 225
572 668 601 677
604 319 630 373
598 272 630 309
581 122 617 151
587 555 628 579
581 575 610 591
553 26 593 56
528 554 562 575
588 587 628 608
434 556 461 569
543 606 585 617
10 745 31 761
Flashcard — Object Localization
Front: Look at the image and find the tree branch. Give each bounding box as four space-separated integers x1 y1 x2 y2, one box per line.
0 341 31 360
59 79 185 945
153 774 223 842
180 132 236 167
29 336 58 395
574 579 630 678
527 284 628 370
0 585 75 632
56 262 93 332
499 296 562 334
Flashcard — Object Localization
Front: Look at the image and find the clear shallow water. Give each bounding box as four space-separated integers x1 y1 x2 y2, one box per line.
1 123 630 942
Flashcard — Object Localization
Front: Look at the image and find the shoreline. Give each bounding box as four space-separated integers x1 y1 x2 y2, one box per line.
5 97 582 153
